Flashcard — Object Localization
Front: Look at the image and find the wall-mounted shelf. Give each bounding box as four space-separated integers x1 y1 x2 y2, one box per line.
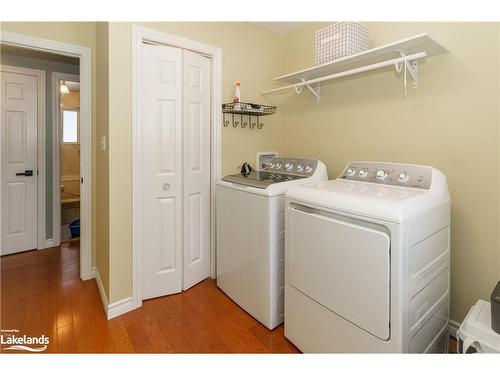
261 33 447 102
222 102 276 129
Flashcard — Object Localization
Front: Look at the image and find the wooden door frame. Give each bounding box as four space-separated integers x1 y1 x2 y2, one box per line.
0 31 93 280
131 25 222 309
50 72 80 248
0 64 46 254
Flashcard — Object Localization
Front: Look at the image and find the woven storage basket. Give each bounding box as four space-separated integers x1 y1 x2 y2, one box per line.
315 22 369 65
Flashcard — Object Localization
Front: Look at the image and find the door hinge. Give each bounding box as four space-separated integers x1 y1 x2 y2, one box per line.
81 177 84 184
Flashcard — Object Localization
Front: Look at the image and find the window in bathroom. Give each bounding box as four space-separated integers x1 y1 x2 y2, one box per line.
62 109 79 144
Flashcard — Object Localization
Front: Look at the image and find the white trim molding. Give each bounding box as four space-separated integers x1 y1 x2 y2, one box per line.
92 267 108 316
131 25 222 311
92 267 135 320
108 297 135 320
448 319 460 339
50 72 80 250
1 31 93 280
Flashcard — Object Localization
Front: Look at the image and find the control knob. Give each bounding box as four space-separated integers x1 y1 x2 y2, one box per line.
304 166 313 174
376 170 389 181
398 172 410 183
296 165 304 172
275 163 282 169
346 168 356 177
285 162 293 172
358 169 368 178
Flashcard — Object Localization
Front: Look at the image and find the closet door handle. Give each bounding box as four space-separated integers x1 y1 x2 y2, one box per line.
162 183 171 191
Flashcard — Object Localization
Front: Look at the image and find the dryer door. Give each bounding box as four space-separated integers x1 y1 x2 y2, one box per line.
288 206 391 340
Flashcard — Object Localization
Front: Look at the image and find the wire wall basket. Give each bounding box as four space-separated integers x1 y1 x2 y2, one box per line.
222 102 276 129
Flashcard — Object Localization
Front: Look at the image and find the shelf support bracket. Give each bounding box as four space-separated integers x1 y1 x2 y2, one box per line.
295 78 320 103
395 51 419 97
407 59 418 89
294 85 304 95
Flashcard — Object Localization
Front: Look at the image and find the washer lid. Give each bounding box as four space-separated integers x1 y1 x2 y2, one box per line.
286 177 449 223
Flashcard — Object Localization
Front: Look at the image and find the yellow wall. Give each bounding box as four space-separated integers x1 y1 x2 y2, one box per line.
0 22 99 266
95 22 110 299
279 22 500 321
3 22 500 323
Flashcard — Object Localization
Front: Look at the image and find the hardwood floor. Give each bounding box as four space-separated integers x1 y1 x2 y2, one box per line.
0 242 299 353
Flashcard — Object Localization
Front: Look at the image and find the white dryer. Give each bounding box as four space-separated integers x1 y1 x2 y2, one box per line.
284 161 450 353
216 155 327 329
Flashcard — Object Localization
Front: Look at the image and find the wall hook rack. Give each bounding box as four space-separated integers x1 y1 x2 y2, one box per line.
222 102 276 129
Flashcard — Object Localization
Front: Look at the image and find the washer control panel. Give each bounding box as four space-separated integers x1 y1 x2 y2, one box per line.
265 157 318 177
340 162 432 189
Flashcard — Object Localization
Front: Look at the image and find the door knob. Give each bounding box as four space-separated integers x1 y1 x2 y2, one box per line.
162 183 170 190
16 169 33 176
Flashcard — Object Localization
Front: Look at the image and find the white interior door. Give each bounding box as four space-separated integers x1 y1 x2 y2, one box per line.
182 50 211 290
140 44 184 299
1 69 38 255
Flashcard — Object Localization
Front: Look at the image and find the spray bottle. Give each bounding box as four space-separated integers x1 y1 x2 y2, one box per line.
233 82 241 110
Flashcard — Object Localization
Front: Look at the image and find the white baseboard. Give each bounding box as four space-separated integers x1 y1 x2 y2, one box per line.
92 267 137 320
92 266 136 320
108 296 135 319
448 319 460 339
45 239 57 248
92 266 109 316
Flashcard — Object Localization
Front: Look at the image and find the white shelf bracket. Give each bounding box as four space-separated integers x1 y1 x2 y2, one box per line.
294 84 304 95
407 60 418 89
295 78 320 102
395 51 419 97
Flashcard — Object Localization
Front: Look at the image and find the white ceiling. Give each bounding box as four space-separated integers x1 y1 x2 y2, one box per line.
250 22 308 35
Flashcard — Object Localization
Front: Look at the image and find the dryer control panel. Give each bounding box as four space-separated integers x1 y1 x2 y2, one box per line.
339 162 432 189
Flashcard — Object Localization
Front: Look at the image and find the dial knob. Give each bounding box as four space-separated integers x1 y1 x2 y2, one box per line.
346 168 356 176
358 169 368 178
296 165 304 172
268 163 274 169
376 170 389 181
305 166 313 174
285 162 293 172
398 172 410 183
275 163 282 169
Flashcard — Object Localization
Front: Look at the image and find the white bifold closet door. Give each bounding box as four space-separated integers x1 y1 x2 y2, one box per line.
140 43 211 300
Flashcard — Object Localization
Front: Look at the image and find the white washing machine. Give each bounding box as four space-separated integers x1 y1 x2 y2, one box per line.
284 161 450 352
216 155 327 329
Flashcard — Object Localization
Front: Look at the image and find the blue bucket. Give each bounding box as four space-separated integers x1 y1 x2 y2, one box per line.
69 219 80 238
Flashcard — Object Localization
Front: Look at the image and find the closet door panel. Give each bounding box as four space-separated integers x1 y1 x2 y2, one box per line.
182 49 211 290
140 44 183 299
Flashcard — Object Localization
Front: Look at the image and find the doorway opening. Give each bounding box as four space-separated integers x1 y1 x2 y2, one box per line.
0 32 92 280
